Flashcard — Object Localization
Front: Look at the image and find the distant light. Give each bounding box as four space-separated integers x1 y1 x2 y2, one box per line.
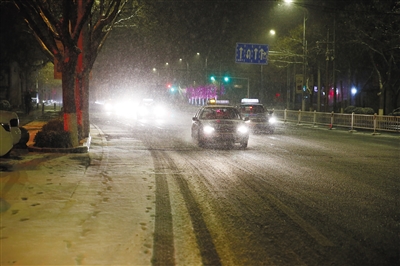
351 87 357 95
241 98 259 103
197 52 200 56
269 29 276 35
153 68 156 72
284 0 293 4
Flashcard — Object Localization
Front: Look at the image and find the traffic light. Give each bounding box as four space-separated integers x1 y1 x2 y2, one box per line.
210 75 230 83
166 83 177 93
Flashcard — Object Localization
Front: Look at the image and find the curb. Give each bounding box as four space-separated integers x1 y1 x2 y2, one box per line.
26 134 91 153
27 145 88 153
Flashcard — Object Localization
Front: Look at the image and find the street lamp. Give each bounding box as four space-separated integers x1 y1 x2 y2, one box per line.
284 0 308 111
261 29 276 102
351 87 357 106
195 52 208 84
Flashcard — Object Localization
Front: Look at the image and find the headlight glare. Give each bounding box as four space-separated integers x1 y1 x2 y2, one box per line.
203 125 215 134
237 125 248 134
269 117 277 124
104 103 113 111
154 105 165 117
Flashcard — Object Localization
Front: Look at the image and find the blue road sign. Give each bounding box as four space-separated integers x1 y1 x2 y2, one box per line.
235 43 269 65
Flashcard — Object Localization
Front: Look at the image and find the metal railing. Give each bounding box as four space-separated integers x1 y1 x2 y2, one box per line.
273 109 400 133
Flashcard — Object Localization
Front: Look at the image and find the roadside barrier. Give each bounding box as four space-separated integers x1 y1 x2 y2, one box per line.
274 109 400 133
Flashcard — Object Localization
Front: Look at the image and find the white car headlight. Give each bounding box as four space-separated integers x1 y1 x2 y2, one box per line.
203 125 215 134
237 125 248 134
269 117 277 124
154 105 166 117
104 103 113 111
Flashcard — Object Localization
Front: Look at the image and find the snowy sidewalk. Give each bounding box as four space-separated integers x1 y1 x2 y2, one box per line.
1 124 155 265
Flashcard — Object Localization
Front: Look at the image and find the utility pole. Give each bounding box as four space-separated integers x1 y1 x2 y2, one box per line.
317 29 334 112
332 16 336 112
317 60 321 112
301 10 307 111
325 30 330 112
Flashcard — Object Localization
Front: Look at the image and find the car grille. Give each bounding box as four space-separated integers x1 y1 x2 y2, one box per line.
215 124 235 132
251 118 267 122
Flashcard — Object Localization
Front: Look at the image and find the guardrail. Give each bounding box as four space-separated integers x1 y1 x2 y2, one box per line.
273 109 400 133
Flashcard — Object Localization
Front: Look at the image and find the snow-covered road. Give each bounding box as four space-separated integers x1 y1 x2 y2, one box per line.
1 104 398 265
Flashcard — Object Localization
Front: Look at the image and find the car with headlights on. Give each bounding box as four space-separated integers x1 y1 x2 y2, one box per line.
136 98 167 120
191 100 250 148
238 98 276 134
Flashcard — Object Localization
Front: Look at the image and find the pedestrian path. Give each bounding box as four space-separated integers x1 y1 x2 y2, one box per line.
1 120 155 265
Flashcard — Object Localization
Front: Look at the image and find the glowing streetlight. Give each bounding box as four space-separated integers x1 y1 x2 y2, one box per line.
351 87 357 106
194 52 208 84
284 0 308 111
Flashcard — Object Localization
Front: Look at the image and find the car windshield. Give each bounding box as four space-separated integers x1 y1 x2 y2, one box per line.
200 107 241 120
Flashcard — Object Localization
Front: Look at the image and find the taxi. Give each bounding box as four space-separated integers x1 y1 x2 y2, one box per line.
238 98 276 134
191 99 249 148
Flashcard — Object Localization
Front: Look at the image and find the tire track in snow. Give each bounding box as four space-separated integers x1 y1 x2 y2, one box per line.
151 150 175 266
151 150 221 266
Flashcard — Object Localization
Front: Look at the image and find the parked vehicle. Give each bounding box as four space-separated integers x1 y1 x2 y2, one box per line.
0 122 13 157
0 110 21 145
389 107 400 116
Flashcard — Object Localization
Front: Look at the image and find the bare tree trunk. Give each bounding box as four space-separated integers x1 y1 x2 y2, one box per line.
81 18 90 138
82 73 90 137
76 72 90 138
62 50 79 147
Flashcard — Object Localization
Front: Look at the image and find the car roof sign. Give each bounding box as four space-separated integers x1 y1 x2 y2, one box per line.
241 98 259 103
207 99 230 105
